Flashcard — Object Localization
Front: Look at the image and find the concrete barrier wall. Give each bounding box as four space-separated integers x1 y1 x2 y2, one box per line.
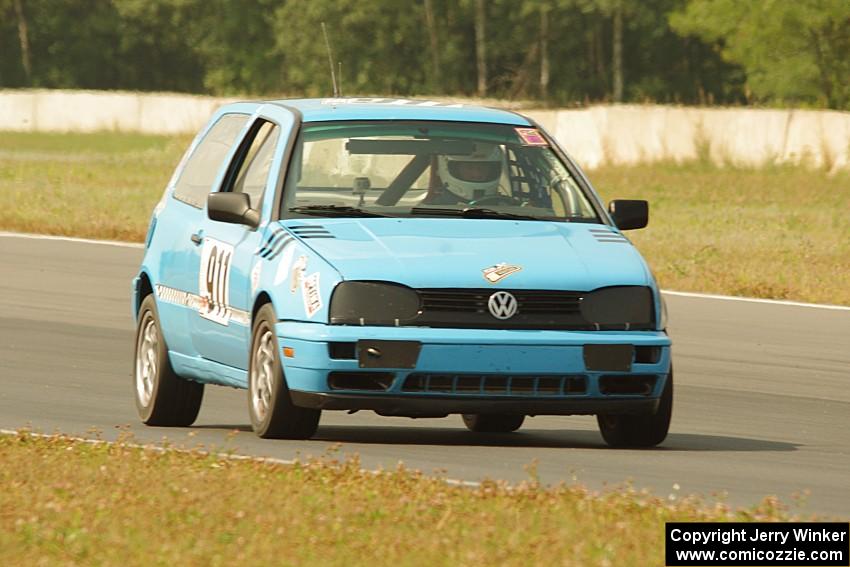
0 89 236 135
523 105 850 171
2 89 848 171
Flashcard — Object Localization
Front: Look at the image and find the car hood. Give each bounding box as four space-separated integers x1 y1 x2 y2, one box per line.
280 218 650 291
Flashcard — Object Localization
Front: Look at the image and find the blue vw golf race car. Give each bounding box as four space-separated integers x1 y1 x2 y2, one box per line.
131 97 672 447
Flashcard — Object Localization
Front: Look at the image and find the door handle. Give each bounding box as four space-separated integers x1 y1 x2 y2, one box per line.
190 232 203 245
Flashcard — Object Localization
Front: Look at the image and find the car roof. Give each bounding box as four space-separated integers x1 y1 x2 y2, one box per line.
260 97 532 126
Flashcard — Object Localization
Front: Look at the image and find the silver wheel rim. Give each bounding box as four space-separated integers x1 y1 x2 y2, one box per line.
251 329 276 421
135 314 158 407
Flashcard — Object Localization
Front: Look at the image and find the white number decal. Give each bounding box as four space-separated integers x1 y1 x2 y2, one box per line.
199 238 234 325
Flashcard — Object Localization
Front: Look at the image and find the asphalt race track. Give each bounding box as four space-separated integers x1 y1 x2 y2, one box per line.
1 234 848 517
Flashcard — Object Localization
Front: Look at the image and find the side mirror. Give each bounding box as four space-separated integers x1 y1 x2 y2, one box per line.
207 192 260 228
608 199 648 230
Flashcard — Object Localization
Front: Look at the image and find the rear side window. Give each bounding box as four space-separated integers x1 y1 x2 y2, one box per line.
173 113 249 208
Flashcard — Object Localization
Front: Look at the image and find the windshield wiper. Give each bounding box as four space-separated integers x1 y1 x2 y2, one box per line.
410 206 540 221
289 205 388 218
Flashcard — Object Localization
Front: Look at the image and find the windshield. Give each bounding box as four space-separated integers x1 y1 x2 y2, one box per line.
282 121 600 222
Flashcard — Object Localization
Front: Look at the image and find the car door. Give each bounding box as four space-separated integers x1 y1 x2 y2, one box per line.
154 111 251 358
189 105 298 370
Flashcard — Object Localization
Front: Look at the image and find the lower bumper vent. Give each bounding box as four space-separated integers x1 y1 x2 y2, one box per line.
599 375 657 396
328 372 395 391
402 374 587 396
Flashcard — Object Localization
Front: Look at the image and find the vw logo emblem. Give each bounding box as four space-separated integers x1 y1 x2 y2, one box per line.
488 291 518 320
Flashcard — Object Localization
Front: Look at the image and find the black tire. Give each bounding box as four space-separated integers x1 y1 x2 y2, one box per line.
133 294 204 426
248 304 320 439
461 414 525 433
597 368 673 448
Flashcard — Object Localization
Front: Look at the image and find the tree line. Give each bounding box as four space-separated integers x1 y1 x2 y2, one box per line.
1 0 848 109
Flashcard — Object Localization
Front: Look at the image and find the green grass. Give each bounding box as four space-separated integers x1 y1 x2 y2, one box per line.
0 131 190 241
592 162 850 305
0 432 804 566
1 131 848 304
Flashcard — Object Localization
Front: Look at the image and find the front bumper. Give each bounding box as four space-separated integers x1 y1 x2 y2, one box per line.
290 391 659 417
277 322 671 417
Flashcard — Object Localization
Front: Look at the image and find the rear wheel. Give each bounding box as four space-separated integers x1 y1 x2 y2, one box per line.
248 304 320 439
461 414 525 433
134 294 204 426
597 368 673 448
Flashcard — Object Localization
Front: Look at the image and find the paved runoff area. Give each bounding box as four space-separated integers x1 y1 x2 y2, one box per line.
1 234 848 517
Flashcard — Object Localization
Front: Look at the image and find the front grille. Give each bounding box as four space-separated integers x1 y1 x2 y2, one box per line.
415 288 588 329
402 374 587 396
420 289 583 314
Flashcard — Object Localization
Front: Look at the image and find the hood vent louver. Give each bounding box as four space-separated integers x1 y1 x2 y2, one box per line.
290 225 335 239
589 228 629 243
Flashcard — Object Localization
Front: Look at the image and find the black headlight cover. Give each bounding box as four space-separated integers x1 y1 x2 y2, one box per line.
329 281 421 325
580 286 654 329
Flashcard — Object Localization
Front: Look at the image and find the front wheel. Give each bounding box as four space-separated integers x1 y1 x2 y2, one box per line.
597 368 673 448
134 294 204 426
248 304 320 439
462 414 525 433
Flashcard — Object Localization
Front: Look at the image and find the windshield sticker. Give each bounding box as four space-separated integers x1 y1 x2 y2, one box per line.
199 238 234 325
483 263 523 284
301 272 322 318
515 128 548 146
290 255 308 293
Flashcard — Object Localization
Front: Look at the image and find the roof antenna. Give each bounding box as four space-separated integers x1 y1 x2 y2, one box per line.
337 61 343 96
321 22 339 98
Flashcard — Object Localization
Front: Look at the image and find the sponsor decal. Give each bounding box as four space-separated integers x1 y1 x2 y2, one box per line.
488 291 518 320
155 284 249 326
290 255 308 293
199 238 234 325
515 127 548 146
250 262 262 295
482 262 522 284
301 272 322 318
156 284 205 311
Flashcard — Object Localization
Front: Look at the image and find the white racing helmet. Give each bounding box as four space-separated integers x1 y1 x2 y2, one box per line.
437 142 503 201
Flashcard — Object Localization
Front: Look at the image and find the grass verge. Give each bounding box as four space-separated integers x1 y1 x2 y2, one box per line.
591 162 850 305
0 131 190 242
1 131 848 305
0 432 804 566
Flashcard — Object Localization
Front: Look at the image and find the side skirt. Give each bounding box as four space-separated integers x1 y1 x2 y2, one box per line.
169 351 248 389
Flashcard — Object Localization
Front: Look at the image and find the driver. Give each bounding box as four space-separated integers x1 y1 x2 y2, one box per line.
435 142 504 203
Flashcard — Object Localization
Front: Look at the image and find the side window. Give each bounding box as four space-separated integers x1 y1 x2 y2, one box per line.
226 120 280 209
173 113 249 208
